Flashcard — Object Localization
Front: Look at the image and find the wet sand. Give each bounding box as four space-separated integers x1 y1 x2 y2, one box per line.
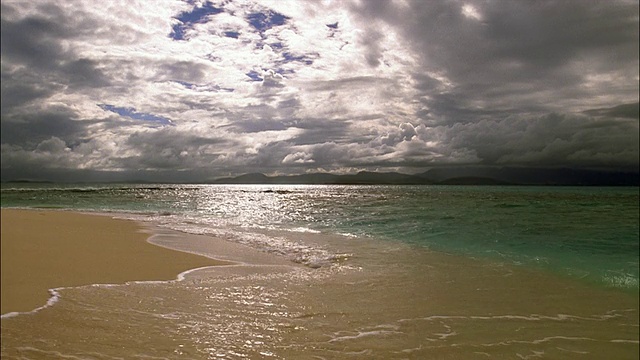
0 209 227 315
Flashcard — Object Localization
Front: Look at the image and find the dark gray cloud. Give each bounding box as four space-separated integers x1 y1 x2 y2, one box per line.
343 0 639 171
0 3 110 89
352 0 638 115
584 102 640 120
0 1 113 174
119 127 229 170
0 69 60 112
413 113 640 170
156 61 210 83
0 106 86 147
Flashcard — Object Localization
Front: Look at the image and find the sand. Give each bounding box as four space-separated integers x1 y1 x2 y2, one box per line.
0 209 227 314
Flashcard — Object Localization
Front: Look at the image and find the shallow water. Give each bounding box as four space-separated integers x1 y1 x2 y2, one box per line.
1 184 638 291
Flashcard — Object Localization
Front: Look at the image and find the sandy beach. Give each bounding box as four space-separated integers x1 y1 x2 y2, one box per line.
1 208 638 358
0 209 227 315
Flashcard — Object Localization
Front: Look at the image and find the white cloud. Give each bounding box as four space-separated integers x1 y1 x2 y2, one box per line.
282 151 315 164
35 137 70 154
461 4 482 21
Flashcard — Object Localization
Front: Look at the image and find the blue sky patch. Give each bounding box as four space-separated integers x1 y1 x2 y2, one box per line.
269 42 284 50
173 80 196 89
275 68 295 75
173 80 234 92
170 1 223 40
224 31 240 39
246 70 263 82
282 52 318 66
99 104 173 126
247 10 288 32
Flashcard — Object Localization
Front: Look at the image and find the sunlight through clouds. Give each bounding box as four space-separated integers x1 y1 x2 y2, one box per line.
461 3 482 21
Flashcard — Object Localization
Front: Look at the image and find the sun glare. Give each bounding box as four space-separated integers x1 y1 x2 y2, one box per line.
461 4 482 21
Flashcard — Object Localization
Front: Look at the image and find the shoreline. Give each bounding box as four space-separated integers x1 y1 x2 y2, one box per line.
1 209 638 358
0 209 231 315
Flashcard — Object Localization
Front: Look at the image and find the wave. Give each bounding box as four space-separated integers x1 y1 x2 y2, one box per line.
0 186 202 193
1 288 63 320
0 264 226 320
603 273 639 289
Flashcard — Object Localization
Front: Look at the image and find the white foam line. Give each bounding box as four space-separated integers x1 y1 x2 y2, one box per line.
328 330 403 343
143 223 339 270
476 335 614 350
610 339 640 344
2 215 313 320
0 264 231 320
398 312 623 324
557 347 590 355
1 288 63 319
145 233 224 261
14 347 89 360
0 260 306 320
467 335 638 349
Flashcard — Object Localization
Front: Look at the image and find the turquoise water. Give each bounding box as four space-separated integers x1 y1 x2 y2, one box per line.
1 184 638 291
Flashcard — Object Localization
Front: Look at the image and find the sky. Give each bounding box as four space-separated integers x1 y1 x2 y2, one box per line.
1 0 638 182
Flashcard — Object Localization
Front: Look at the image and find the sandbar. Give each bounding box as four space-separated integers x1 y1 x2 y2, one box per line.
1 209 226 314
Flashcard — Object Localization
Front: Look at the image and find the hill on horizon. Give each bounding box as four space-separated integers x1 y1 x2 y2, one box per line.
210 167 639 186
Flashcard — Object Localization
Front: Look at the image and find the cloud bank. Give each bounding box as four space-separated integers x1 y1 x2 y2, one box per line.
1 0 638 181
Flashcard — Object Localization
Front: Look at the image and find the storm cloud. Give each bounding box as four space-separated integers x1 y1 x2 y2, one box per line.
1 0 638 182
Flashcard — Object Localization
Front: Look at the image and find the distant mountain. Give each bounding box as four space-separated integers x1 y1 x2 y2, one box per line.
211 171 433 185
327 171 432 185
213 173 272 184
211 168 639 186
269 173 340 184
437 177 515 185
3 179 54 184
418 167 639 186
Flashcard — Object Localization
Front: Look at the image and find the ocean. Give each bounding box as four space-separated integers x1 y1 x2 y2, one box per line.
1 184 639 358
